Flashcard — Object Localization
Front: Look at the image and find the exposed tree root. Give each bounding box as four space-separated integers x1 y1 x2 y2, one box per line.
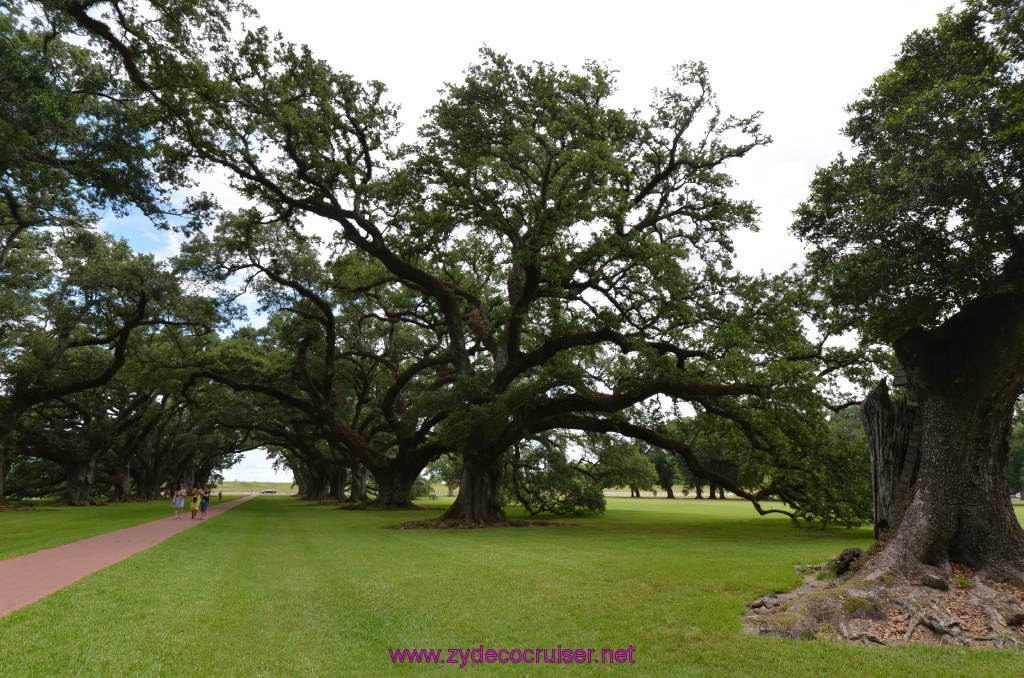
745 556 1024 650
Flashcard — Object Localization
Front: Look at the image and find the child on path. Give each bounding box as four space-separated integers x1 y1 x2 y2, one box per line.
172 484 186 519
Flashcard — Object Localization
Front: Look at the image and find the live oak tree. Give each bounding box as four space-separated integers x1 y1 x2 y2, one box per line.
795 0 1024 584
0 3 203 500
504 433 657 515
0 232 181 500
647 448 683 499
59 0 870 525
14 350 157 504
176 228 451 508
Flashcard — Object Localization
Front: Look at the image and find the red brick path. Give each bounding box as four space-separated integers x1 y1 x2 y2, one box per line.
0 494 256 617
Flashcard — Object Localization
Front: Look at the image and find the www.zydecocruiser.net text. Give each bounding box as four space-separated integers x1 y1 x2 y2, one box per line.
389 645 637 667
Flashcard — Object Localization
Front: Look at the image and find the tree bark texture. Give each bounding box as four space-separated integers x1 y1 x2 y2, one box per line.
330 465 348 502
867 295 1024 585
109 458 133 503
438 453 507 524
64 463 95 505
348 464 369 502
306 474 330 501
861 379 920 539
370 463 420 509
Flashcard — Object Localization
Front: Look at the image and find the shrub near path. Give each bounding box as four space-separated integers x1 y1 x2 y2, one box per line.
1 497 1022 677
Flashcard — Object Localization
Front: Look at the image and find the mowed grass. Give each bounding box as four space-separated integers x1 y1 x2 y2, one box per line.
0 501 176 561
1 498 1023 677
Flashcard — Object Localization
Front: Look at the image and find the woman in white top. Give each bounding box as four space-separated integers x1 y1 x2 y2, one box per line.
172 484 186 519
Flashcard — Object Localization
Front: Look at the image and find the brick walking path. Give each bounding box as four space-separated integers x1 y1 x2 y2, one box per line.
0 494 256 618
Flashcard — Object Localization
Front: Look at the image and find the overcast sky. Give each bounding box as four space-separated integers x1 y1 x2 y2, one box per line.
104 1 957 481
247 0 958 272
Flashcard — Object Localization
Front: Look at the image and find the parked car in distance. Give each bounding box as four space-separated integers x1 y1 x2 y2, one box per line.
260 489 277 494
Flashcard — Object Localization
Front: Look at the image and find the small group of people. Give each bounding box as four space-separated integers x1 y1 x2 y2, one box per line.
171 483 213 520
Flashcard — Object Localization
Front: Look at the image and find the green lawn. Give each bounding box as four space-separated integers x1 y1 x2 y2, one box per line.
0 501 176 561
1 497 1022 676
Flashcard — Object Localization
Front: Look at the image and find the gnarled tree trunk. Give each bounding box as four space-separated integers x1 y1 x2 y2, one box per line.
861 379 920 539
865 296 1024 585
109 458 133 503
330 465 347 502
64 463 96 505
307 472 330 500
0 437 10 502
438 453 506 525
348 464 369 502
370 462 421 509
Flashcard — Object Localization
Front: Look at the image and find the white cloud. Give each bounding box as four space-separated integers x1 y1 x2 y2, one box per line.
227 449 295 483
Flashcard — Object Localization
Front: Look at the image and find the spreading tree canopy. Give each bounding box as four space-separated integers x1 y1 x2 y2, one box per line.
26 0 872 524
0 2 231 502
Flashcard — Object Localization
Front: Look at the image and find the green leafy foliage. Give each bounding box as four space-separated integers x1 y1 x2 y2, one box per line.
794 0 1024 343
25 0 881 523
3 455 64 498
506 442 607 516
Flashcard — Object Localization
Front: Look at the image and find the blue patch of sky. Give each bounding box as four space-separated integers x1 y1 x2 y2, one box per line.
98 209 176 258
98 207 268 330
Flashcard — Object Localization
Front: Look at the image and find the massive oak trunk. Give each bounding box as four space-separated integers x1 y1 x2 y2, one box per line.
330 465 348 502
64 462 96 505
861 380 921 539
131 458 163 500
865 295 1024 585
438 453 507 525
306 472 330 501
348 464 369 502
109 458 133 503
369 462 421 509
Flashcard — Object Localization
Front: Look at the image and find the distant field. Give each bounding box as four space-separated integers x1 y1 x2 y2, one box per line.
216 480 296 494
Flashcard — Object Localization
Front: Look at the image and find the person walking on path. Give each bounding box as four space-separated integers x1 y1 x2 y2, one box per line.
172 484 187 519
190 486 200 519
199 484 211 519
